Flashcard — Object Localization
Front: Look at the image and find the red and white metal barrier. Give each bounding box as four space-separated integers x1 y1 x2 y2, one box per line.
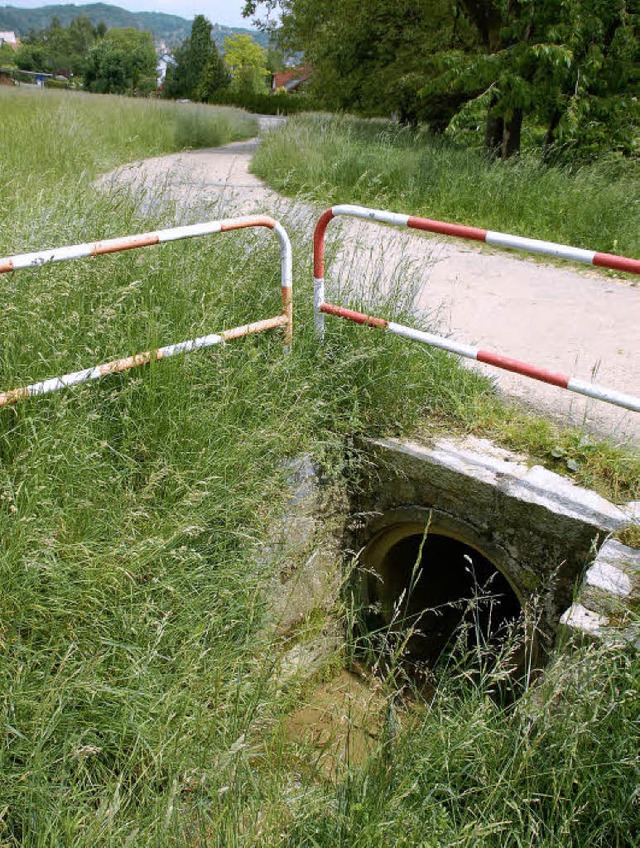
314 204 640 413
0 215 292 409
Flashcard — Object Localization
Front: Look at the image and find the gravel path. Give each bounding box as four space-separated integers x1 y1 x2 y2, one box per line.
102 118 639 443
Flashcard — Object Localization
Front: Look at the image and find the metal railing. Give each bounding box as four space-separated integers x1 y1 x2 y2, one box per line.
0 215 292 409
2 204 638 415
313 204 640 413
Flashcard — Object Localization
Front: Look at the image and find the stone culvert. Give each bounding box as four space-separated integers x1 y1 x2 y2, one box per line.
346 436 639 665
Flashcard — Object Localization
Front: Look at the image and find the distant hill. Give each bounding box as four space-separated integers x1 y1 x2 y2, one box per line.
0 3 269 48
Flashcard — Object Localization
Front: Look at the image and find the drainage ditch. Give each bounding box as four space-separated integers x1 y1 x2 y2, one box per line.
346 436 638 662
273 436 638 689
272 436 638 774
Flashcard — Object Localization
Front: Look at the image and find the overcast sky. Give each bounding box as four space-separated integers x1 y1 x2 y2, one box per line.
2 1 255 28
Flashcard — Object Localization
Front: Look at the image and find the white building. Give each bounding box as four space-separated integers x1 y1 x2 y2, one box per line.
0 31 18 49
157 52 175 86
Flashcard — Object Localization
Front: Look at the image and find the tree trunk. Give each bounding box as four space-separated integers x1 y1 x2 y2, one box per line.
543 110 562 159
501 108 523 158
484 109 504 158
399 104 419 127
485 107 523 159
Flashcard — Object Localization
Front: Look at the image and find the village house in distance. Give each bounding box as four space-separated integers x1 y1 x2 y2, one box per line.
0 30 19 49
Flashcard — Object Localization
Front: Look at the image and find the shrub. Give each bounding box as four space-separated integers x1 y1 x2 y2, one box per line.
210 88 318 115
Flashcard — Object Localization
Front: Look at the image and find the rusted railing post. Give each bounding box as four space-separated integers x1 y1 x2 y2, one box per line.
313 204 640 413
0 215 293 408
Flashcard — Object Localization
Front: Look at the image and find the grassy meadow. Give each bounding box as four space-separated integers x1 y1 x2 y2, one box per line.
1 88 257 257
252 114 640 259
0 89 638 845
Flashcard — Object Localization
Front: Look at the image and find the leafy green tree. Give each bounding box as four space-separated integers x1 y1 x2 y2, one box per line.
39 15 75 73
68 15 98 62
432 0 638 159
84 28 157 95
244 0 638 160
164 15 214 100
15 42 46 71
0 43 17 68
14 14 99 76
266 43 285 74
530 0 638 160
15 17 65 73
244 1 475 120
224 33 269 94
197 42 230 102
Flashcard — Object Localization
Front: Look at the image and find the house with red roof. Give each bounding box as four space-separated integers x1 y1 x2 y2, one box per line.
271 64 312 94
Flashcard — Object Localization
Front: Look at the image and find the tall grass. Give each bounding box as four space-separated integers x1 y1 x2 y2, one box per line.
0 90 637 844
1 88 257 176
279 640 639 847
252 114 640 258
0 88 257 256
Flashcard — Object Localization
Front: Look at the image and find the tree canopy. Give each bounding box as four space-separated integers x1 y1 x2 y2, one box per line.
197 44 230 102
84 27 157 95
11 15 159 96
164 14 230 101
224 33 269 94
0 42 17 68
163 18 269 101
243 0 639 160
15 14 105 76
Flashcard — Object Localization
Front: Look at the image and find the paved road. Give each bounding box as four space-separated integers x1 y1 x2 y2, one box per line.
102 119 639 444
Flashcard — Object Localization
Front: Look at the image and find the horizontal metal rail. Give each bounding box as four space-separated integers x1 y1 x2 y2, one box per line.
314 205 640 414
0 215 292 409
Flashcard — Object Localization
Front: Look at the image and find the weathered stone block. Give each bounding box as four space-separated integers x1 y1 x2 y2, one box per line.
349 435 635 648
563 538 639 649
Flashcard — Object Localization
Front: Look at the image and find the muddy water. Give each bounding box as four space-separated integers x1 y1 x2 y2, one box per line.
285 669 387 779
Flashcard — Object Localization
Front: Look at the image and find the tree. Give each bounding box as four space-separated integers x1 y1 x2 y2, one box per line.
266 43 285 74
0 43 17 68
244 1 476 120
15 42 46 71
14 14 99 76
244 0 638 160
68 15 98 65
224 34 269 94
530 0 638 160
84 28 157 95
437 0 639 159
164 15 214 100
197 42 230 102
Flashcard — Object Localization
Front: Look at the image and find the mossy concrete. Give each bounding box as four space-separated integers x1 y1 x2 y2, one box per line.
347 435 636 651
264 437 638 669
263 456 346 680
560 539 639 649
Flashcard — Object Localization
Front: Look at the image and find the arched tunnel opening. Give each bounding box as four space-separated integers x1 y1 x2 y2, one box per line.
359 525 523 674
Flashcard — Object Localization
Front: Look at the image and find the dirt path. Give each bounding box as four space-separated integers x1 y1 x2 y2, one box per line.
103 120 639 443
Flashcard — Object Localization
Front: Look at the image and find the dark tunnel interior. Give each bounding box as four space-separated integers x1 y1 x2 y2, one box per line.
369 531 522 666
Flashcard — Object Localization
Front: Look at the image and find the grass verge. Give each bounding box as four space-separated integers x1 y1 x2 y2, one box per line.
0 90 637 844
0 88 257 256
252 113 639 259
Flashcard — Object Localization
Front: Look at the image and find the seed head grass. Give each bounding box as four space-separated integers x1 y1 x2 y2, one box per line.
0 89 637 844
252 113 639 260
